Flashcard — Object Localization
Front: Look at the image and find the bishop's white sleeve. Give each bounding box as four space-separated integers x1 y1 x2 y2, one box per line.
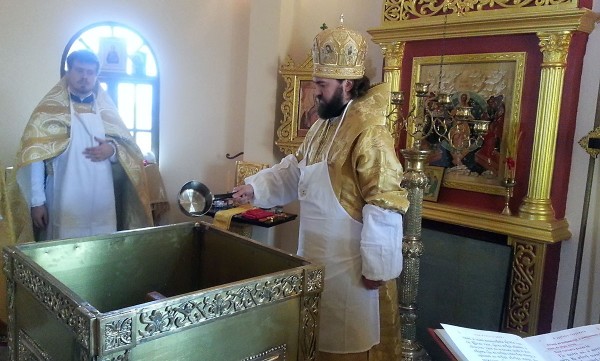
245 154 301 209
360 204 403 281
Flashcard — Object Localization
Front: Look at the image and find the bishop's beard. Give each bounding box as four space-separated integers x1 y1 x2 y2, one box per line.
317 85 347 119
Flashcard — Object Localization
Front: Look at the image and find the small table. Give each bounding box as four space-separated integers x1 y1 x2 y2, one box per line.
206 207 297 228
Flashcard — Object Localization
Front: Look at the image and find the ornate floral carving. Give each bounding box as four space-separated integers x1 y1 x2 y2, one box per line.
138 274 303 339
13 258 91 350
104 318 133 351
507 242 536 333
384 0 575 21
299 295 320 361
305 268 323 293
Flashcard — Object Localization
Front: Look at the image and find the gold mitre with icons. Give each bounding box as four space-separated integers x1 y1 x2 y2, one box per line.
312 16 367 80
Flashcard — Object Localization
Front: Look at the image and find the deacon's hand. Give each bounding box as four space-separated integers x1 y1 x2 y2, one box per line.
31 205 48 229
83 137 115 162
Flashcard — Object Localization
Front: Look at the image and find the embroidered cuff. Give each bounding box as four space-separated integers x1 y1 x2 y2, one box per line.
107 140 118 163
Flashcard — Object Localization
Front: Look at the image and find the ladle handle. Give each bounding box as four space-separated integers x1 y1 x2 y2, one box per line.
213 192 234 200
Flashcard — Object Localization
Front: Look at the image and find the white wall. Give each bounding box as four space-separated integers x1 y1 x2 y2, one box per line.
243 0 384 166
242 0 385 251
0 0 251 226
554 0 600 330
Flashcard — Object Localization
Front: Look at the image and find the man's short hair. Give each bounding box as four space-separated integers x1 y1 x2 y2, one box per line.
67 50 100 73
341 76 370 99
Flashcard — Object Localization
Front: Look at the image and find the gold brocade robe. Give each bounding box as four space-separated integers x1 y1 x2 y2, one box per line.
296 82 409 219
0 165 32 324
297 82 407 359
13 77 153 240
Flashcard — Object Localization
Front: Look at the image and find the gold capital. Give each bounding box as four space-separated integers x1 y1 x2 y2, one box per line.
538 32 572 65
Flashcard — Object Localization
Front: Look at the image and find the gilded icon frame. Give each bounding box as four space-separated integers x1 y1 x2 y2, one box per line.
276 54 314 155
423 165 445 202
409 52 526 195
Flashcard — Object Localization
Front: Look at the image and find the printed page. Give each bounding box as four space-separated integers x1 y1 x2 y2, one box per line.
435 328 470 361
441 324 543 361
524 324 600 361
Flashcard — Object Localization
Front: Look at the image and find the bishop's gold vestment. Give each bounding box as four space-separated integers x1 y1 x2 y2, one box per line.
247 82 407 358
296 82 409 218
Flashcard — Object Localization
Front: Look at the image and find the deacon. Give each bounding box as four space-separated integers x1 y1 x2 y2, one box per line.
15 49 152 241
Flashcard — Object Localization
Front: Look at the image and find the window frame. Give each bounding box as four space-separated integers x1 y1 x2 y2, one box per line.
61 21 160 162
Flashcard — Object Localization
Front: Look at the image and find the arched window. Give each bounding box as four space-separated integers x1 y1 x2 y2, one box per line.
62 22 160 161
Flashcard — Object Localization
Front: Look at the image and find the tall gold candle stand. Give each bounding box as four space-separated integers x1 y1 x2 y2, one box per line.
399 147 432 361
389 84 432 361
390 81 488 360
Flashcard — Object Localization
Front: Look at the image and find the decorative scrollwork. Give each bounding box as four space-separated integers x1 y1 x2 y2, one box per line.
305 268 324 293
384 0 576 21
104 318 133 351
13 258 91 350
299 295 320 361
507 242 536 333
138 274 303 339
401 170 429 190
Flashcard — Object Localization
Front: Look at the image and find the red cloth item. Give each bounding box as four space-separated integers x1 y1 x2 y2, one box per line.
241 208 275 220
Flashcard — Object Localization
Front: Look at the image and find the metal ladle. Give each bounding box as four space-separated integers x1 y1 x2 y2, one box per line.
178 180 233 217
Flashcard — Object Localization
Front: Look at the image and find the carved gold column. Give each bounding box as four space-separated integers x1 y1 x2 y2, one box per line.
519 32 572 220
381 41 406 137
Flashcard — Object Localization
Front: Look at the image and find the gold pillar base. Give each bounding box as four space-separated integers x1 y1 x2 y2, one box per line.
400 339 431 361
518 197 555 221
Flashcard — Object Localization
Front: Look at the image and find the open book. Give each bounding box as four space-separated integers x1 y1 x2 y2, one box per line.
432 323 600 361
